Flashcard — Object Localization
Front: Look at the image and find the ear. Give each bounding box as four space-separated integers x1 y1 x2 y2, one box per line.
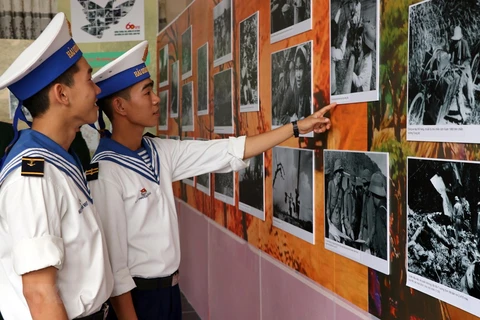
50 83 69 106
112 96 128 116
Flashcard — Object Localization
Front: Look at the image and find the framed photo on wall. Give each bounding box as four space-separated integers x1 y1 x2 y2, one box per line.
272 146 314 244
239 11 259 112
213 0 233 66
270 0 312 43
197 42 209 116
324 149 390 275
181 26 192 80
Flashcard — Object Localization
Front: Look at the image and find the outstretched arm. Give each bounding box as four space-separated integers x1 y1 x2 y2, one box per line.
243 103 336 159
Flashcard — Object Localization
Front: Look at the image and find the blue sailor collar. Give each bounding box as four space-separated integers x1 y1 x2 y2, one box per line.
0 129 92 202
92 136 161 184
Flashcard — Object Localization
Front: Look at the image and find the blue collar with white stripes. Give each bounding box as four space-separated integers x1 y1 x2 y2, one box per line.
92 136 161 184
0 129 92 202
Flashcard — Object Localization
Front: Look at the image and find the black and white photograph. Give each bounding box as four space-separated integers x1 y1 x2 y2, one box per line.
270 0 312 43
214 171 235 206
181 26 192 80
239 153 265 220
181 81 194 132
71 0 144 43
213 0 232 66
196 138 211 195
271 41 313 137
407 0 480 143
324 150 390 274
214 68 233 134
159 44 169 87
272 146 314 243
330 0 380 104
197 42 209 116
181 137 195 186
170 60 179 118
158 90 168 131
8 90 31 122
239 12 259 112
407 157 480 316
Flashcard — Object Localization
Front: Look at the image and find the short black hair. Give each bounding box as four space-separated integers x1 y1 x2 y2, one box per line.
96 87 131 121
22 62 80 118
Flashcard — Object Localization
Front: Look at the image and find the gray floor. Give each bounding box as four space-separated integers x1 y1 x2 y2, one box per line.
181 291 201 320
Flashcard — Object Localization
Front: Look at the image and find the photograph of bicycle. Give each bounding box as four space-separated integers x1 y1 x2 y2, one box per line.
407 0 480 143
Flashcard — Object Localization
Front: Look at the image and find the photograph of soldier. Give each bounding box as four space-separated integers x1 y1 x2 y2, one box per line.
271 41 312 128
213 0 232 66
330 0 379 104
181 26 192 79
272 146 314 243
197 43 209 115
270 0 312 43
408 0 480 131
239 12 259 112
324 150 389 273
407 157 480 301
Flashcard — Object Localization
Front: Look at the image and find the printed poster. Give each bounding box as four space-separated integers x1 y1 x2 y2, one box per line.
70 0 145 43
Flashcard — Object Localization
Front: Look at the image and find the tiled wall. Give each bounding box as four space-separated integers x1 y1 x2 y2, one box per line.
177 200 378 320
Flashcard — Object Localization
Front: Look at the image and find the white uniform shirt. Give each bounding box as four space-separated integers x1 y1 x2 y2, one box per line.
0 130 114 320
90 135 248 297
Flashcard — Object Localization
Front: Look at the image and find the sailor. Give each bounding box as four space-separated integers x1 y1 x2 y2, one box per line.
0 12 113 320
89 40 336 319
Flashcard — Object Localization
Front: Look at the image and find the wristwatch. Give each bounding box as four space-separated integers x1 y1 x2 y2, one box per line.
291 120 299 138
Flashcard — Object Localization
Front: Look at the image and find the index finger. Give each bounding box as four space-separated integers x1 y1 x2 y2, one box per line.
314 103 337 117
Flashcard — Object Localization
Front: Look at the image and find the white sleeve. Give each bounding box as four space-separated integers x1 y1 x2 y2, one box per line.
167 136 249 182
90 178 136 297
352 54 372 89
0 176 65 276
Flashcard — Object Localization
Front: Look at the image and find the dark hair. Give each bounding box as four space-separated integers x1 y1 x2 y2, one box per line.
22 62 80 118
96 87 131 121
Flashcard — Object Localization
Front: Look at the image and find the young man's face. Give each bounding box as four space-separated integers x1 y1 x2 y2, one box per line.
123 78 160 128
66 57 101 125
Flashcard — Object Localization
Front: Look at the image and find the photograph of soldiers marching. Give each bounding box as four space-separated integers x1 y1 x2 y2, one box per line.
407 157 480 306
324 150 389 274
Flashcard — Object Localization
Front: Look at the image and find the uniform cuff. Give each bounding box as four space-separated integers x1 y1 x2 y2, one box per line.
13 235 64 275
227 136 250 171
111 268 136 297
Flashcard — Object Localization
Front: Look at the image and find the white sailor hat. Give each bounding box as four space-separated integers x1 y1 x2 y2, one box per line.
93 40 150 99
0 12 82 101
0 12 82 161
